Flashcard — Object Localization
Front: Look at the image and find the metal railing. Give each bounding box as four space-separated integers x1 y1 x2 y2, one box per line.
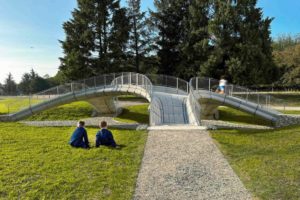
1 72 153 115
190 77 286 112
146 74 189 95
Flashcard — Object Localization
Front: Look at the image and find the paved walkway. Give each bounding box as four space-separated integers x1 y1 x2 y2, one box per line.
134 130 252 200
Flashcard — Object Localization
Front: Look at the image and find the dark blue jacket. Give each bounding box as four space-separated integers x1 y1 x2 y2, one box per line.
95 129 116 147
69 127 89 148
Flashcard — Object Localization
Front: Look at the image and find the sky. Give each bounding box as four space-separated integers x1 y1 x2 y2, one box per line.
0 0 299 83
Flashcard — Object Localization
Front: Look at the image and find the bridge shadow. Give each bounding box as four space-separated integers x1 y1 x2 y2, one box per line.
116 106 149 124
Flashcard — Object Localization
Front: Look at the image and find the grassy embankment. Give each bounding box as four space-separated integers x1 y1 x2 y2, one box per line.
213 101 300 199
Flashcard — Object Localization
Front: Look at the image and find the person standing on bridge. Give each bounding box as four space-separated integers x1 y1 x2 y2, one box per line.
69 121 90 149
95 121 117 148
216 76 227 94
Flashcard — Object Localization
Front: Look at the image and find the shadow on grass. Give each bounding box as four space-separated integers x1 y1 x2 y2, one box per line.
115 106 149 124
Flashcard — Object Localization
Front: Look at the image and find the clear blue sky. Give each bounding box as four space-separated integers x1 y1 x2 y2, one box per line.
0 0 299 83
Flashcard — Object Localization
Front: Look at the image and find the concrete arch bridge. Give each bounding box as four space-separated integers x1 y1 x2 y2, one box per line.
0 72 297 128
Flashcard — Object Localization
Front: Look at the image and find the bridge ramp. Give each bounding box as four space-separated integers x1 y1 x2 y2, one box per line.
150 92 189 125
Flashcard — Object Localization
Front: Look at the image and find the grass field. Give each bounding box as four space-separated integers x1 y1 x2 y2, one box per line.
271 93 300 107
211 126 300 200
114 104 149 124
0 123 147 199
218 106 272 126
28 101 94 121
0 97 42 114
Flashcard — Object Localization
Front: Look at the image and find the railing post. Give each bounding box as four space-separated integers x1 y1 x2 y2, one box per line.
196 77 198 90
57 86 59 95
176 78 179 94
136 74 138 85
71 83 73 92
246 89 249 101
104 75 107 87
94 77 97 88
208 78 211 91
186 82 189 93
121 73 124 85
129 72 132 85
29 95 31 108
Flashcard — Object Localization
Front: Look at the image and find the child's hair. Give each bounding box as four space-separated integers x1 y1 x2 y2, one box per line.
100 121 107 128
221 75 226 79
78 121 85 127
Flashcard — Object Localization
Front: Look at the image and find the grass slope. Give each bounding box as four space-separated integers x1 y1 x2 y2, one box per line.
218 106 272 126
0 123 147 199
28 101 93 121
211 127 300 200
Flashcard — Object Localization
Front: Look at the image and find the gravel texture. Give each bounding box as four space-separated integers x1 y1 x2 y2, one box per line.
21 117 148 130
134 130 252 200
201 120 272 130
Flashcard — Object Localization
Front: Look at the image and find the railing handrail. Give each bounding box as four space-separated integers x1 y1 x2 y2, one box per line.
190 76 286 111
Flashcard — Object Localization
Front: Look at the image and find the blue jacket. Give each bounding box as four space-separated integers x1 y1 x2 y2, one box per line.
69 127 89 148
95 129 116 147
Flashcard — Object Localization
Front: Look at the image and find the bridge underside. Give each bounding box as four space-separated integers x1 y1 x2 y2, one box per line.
196 90 280 123
0 85 150 122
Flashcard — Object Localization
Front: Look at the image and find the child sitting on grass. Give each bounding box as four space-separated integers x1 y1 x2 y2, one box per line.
69 121 90 149
95 121 117 148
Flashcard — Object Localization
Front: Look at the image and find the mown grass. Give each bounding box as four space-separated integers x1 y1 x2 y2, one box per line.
0 97 41 114
114 104 149 124
0 122 147 199
28 101 94 121
281 110 300 115
218 106 272 126
271 93 300 107
211 126 300 200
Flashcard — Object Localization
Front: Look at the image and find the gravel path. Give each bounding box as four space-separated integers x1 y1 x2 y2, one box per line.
22 117 148 130
134 130 252 200
201 120 272 130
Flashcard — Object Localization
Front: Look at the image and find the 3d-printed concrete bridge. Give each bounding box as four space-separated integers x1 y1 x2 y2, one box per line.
0 72 297 127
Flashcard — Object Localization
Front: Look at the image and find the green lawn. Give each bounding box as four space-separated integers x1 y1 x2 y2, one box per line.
271 93 300 107
28 101 94 121
218 106 272 126
114 104 149 124
211 127 300 200
281 110 300 115
0 123 147 199
0 97 42 114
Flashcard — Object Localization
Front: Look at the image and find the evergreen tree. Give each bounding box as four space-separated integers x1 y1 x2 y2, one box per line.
127 0 152 72
60 0 129 80
200 0 276 85
60 0 95 80
3 73 17 95
151 0 191 77
181 0 210 79
18 69 51 94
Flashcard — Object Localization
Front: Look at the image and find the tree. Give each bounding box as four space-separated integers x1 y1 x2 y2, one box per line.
127 0 152 72
18 69 51 94
197 0 276 85
60 0 129 80
3 73 17 95
151 0 191 77
181 0 210 79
